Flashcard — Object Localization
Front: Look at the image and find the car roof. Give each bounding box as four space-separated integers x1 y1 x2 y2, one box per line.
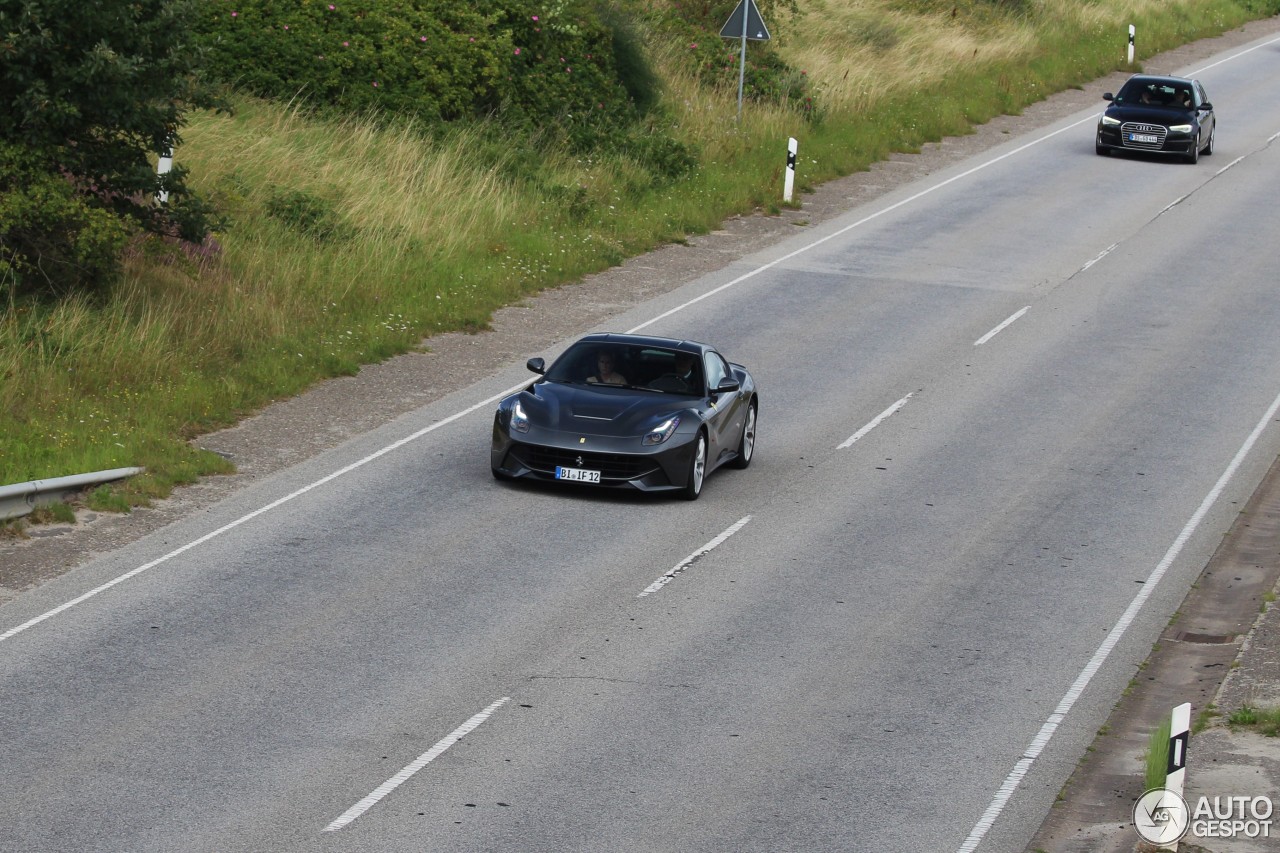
576 332 711 355
1125 73 1197 86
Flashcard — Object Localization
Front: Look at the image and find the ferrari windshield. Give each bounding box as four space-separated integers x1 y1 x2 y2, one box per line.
545 342 704 395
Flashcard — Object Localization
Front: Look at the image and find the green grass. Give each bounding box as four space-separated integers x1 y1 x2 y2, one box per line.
1193 702 1220 735
1145 715 1172 791
27 502 76 525
1229 704 1280 736
3 0 1277 513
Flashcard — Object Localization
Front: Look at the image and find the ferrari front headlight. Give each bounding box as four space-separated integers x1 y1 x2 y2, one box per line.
511 399 531 433
643 415 680 446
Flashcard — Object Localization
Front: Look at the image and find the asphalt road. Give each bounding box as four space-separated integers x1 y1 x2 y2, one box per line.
5 27 1280 853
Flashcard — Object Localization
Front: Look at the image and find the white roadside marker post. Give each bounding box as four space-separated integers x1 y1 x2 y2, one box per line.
783 137 797 203
1128 25 1136 65
1161 702 1192 851
156 141 173 205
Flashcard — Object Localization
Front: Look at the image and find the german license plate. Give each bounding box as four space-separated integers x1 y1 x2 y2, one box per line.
1129 133 1158 144
556 466 601 483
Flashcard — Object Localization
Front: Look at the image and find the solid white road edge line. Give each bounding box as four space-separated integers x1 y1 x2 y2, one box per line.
324 696 512 832
956 385 1280 853
837 394 914 450
639 516 752 597
0 382 528 645
626 118 1098 335
1191 33 1280 75
974 307 1030 346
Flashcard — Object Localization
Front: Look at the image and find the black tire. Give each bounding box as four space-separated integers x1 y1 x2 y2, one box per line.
1203 126 1214 155
1186 139 1200 164
730 401 756 470
682 432 707 501
1096 143 1109 156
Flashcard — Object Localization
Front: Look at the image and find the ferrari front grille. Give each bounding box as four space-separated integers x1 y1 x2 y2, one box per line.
515 445 659 480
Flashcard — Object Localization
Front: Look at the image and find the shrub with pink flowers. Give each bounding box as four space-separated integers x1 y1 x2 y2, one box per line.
192 1 507 121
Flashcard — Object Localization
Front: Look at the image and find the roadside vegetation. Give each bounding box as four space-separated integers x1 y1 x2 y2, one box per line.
4 0 1279 520
1228 704 1280 736
1144 714 1172 790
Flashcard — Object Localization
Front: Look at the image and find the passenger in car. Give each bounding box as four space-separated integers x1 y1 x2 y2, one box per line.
587 350 627 385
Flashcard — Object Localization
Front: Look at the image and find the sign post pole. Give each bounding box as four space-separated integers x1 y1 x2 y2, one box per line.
719 0 771 123
736 1 749 122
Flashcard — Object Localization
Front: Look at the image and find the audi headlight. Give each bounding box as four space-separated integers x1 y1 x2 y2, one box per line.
511 399 531 433
1100 115 1121 127
643 415 680 446
1169 123 1193 133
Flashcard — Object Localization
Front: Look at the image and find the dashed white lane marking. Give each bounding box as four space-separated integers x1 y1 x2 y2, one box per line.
324 696 512 832
1080 243 1119 273
956 385 1280 852
639 516 752 597
838 394 913 450
974 307 1029 346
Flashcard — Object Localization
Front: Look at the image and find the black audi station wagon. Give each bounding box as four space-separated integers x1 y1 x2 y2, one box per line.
1096 74 1215 164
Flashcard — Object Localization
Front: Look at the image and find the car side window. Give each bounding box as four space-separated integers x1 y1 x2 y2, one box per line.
704 353 729 392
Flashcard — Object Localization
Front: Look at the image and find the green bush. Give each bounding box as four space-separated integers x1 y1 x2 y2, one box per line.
265 188 355 242
192 0 659 149
0 0 224 295
192 1 507 121
0 144 131 294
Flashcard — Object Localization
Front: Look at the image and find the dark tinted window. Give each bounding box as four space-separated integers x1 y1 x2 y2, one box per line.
1117 79 1192 108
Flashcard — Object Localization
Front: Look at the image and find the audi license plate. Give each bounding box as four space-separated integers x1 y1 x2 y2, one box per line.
1129 133 1159 144
556 466 601 483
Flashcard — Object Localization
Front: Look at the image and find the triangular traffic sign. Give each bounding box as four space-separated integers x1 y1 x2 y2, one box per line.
719 0 771 41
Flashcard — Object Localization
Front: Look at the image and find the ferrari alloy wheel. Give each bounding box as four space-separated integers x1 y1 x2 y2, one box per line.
683 433 707 501
730 401 756 470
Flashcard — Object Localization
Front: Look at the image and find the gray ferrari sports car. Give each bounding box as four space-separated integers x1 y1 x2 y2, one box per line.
491 333 758 500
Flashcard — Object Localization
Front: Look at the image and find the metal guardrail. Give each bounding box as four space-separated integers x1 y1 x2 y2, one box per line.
0 467 144 522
